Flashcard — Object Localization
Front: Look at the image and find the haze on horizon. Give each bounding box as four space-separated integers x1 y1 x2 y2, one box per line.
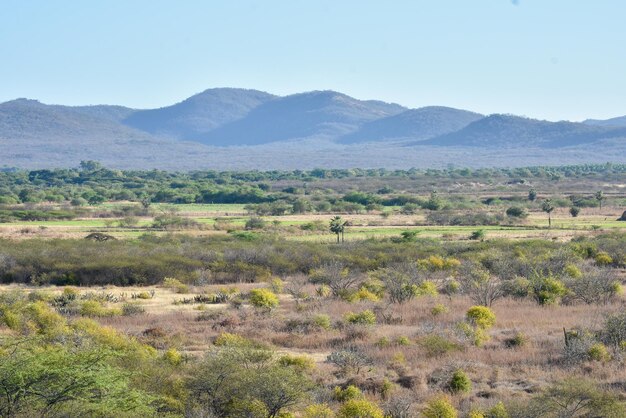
1 0 625 122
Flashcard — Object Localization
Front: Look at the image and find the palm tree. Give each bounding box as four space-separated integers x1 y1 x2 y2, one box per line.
541 199 555 228
595 190 604 210
329 216 347 243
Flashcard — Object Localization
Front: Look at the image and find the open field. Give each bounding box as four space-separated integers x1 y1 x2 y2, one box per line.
1 204 623 242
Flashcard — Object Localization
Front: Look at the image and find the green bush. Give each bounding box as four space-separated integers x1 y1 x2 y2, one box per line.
303 404 335 418
448 369 472 394
419 334 461 357
249 288 280 310
588 343 611 362
163 277 190 294
313 314 332 330
422 396 458 418
530 275 567 305
466 306 496 329
505 207 528 218
345 310 377 325
333 385 363 402
337 399 384 418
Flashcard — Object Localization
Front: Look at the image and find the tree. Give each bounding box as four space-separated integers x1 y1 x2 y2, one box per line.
541 199 555 228
188 346 312 417
528 188 537 202
0 344 153 417
595 190 605 210
327 347 373 376
533 379 625 418
79 160 103 172
330 216 348 243
458 264 505 307
569 206 580 217
425 191 444 210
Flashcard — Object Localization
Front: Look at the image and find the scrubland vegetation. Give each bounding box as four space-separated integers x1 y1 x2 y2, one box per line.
1 163 626 417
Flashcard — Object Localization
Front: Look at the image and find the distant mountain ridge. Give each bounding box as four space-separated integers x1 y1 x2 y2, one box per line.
584 115 626 128
0 88 625 169
123 88 276 140
198 90 407 145
339 106 484 144
418 114 626 148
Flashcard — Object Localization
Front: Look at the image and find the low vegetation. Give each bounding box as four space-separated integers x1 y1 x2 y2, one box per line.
0 163 625 416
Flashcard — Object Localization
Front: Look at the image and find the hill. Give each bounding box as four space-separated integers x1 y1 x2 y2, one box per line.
197 90 406 145
584 115 626 127
418 114 626 148
123 88 276 139
339 106 483 144
1 90 625 169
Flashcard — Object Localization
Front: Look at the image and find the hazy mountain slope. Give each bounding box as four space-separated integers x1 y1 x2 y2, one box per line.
584 115 626 127
123 88 276 139
339 106 483 143
418 114 626 148
0 99 147 140
0 98 218 170
72 105 137 122
198 90 407 146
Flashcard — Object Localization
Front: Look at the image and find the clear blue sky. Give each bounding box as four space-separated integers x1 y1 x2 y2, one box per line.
1 0 625 121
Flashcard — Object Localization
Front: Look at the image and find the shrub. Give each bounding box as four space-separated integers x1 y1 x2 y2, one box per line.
416 281 439 296
337 399 384 418
163 348 183 366
466 306 496 329
122 303 145 316
595 252 613 266
214 332 255 348
504 332 527 348
564 264 582 278
313 314 332 330
303 404 335 418
163 277 189 294
333 385 363 402
349 287 380 302
270 277 284 293
327 348 373 375
601 312 626 350
419 334 461 357
486 402 508 418
395 336 411 346
506 207 528 218
278 354 315 372
588 343 611 362
431 303 449 316
530 274 567 305
447 369 472 394
569 206 581 217
345 310 377 325
470 230 485 241
80 300 121 318
249 288 279 310
422 396 458 418
133 291 153 300
376 337 391 348
245 216 266 230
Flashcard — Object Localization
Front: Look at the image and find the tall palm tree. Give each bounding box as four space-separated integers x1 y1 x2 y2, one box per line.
329 216 347 243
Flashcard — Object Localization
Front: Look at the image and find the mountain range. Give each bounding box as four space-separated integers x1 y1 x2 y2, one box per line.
1 88 625 169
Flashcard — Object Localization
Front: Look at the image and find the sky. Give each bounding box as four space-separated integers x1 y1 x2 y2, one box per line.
1 0 625 121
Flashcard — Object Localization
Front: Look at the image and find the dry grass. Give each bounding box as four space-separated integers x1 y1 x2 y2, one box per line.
3 271 626 408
